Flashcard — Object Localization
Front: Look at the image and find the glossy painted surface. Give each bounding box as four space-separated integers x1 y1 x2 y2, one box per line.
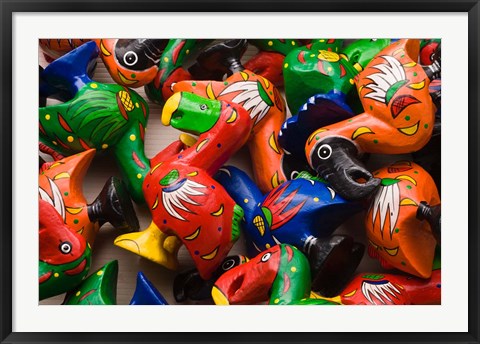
312 269 441 305
39 199 91 300
63 260 118 305
39 46 96 102
172 39 298 192
304 39 436 200
96 39 168 87
244 39 305 87
39 149 139 246
145 39 213 103
173 71 290 192
115 92 252 279
212 244 338 305
278 40 391 168
129 272 168 305
215 166 362 256
39 41 151 203
216 166 366 296
365 161 440 278
39 39 91 61
420 39 441 65
283 39 388 115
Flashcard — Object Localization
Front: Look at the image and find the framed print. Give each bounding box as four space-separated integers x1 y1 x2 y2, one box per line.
1 1 479 343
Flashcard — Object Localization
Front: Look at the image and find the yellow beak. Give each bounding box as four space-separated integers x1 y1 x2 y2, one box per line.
211 286 230 305
161 92 182 126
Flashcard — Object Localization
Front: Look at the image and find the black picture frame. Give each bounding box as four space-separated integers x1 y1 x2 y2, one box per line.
1 1 479 343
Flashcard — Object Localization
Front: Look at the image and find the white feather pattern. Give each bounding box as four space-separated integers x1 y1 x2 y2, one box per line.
364 55 407 103
219 81 271 125
39 178 66 221
361 280 401 305
370 183 400 238
161 179 207 221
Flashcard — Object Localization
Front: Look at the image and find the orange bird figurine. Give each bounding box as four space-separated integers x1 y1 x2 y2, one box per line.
304 39 438 200
39 149 139 246
365 161 440 278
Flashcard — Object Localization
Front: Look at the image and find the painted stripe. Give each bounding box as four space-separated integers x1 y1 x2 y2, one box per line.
211 204 224 216
53 172 70 180
66 207 83 215
201 246 219 260
99 40 111 56
352 127 374 140
400 198 417 206
184 227 201 241
398 121 419 136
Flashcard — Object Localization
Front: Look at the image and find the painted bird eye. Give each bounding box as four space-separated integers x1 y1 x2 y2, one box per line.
317 144 332 160
200 104 208 111
222 258 236 271
290 171 299 180
59 241 72 254
261 252 272 262
123 51 138 66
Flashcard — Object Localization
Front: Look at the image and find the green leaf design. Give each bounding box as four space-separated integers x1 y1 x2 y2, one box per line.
381 178 400 186
362 274 384 280
257 80 274 106
160 169 180 186
261 206 273 227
